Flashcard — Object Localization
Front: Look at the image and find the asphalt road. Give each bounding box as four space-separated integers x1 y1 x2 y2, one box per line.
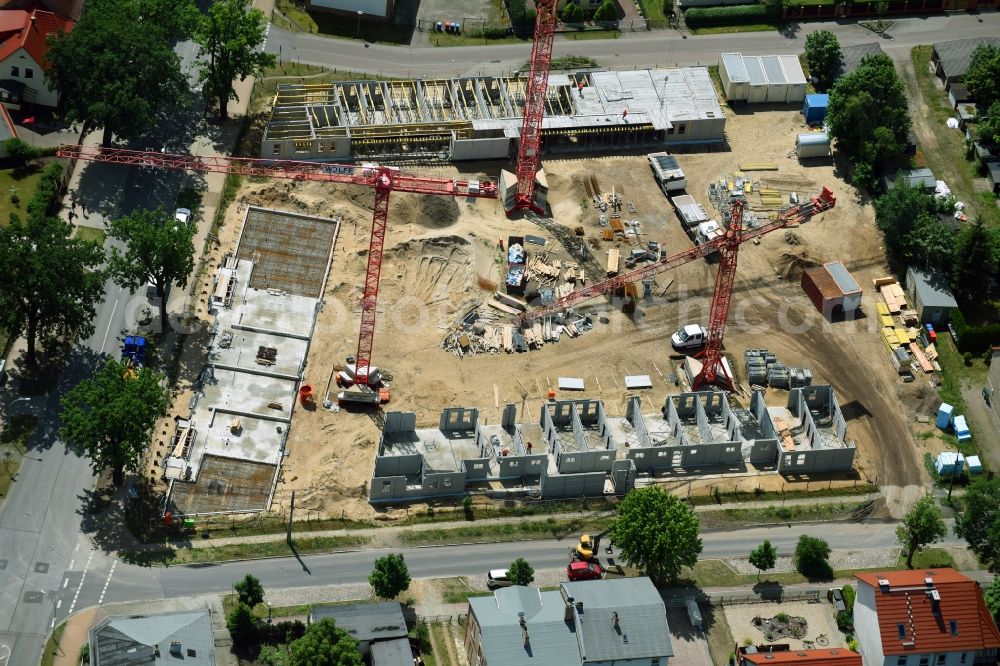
59 519 969 606
264 12 1000 78
0 34 205 666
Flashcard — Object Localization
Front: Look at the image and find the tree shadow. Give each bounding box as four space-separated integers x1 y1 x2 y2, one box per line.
778 21 801 38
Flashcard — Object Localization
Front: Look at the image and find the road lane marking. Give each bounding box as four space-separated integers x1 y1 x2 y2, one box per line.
97 560 117 605
56 600 62 609
66 550 95 616
62 578 69 589
100 298 119 351
74 543 79 553
68 560 74 570
49 618 55 630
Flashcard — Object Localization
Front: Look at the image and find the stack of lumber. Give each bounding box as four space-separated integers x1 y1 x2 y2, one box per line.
527 255 560 281
909 342 934 373
773 416 796 452
877 281 907 314
607 248 620 275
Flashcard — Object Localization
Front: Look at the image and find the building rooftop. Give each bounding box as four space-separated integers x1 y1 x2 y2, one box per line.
309 601 408 643
469 587 579 666
907 266 958 309
835 42 885 79
932 37 1000 80
0 8 73 69
89 610 214 666
370 637 413 666
741 648 862 665
855 568 1000 656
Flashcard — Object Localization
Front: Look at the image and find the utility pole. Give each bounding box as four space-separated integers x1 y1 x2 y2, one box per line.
286 490 295 544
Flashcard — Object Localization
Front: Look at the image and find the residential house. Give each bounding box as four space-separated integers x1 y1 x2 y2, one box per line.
905 267 959 325
0 8 74 108
465 577 674 666
309 601 413 666
854 569 1000 666
304 0 393 20
88 609 215 666
931 37 1000 91
0 0 83 20
738 646 863 665
0 102 16 155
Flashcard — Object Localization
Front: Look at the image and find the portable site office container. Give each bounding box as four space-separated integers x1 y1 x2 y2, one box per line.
778 56 807 104
796 132 830 158
760 56 787 103
743 56 768 103
802 94 829 124
801 261 862 321
719 53 749 101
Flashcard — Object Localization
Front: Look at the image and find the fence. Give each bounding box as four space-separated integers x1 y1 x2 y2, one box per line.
422 614 468 625
663 589 822 608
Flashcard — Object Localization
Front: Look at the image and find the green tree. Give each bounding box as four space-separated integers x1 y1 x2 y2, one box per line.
978 102 1000 147
985 576 1000 628
194 0 275 121
803 30 842 91
594 0 618 22
106 207 197 328
235 574 265 608
608 487 703 583
827 53 910 189
905 215 955 271
44 0 194 143
965 44 1000 111
873 180 935 260
956 475 1000 573
226 602 259 645
288 619 363 666
0 213 106 367
896 493 947 569
561 1 584 22
60 359 169 485
951 218 998 299
508 557 535 586
748 540 777 581
793 535 832 580
369 553 411 599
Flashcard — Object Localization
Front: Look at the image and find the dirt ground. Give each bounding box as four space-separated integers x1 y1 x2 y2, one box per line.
182 104 928 522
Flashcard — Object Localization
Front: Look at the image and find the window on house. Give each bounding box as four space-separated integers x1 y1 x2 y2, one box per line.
677 124 687 135
918 656 929 666
897 624 907 639
897 658 907 666
272 144 281 156
960 653 968 664
936 656 945 665
950 620 958 636
9 66 17 76
652 659 660 666
24 68 32 79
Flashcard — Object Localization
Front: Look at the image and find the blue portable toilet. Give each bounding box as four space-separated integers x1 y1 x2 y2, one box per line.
953 415 971 441
935 402 953 430
802 94 829 124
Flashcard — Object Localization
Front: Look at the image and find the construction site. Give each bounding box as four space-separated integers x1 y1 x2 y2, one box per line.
60 3 938 521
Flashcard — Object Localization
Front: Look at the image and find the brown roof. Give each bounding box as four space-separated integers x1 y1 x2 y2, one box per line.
803 266 842 299
856 569 1000 656
741 648 863 665
0 8 74 69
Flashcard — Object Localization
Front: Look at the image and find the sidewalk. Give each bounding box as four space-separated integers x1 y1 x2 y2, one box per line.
151 493 878 552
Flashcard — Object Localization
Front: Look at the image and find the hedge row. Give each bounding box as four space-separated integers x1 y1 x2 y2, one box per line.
28 161 64 219
683 3 779 26
506 0 536 24
950 308 1000 354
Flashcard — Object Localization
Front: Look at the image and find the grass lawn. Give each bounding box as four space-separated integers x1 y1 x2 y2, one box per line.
431 33 527 47
691 483 878 505
73 225 105 245
786 0 833 5
910 46 1000 229
121 534 368 566
0 164 45 226
562 29 620 40
699 502 868 529
0 415 36 499
638 0 667 22
689 547 957 587
934 333 987 457
39 621 66 666
689 22 782 34
440 577 495 603
398 516 612 545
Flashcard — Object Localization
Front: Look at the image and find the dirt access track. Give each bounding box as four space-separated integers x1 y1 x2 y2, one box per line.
193 104 926 521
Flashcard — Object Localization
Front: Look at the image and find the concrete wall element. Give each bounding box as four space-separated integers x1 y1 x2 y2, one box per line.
439 407 479 434
539 402 560 452
373 454 422 477
626 396 651 448
557 448 616 473
501 403 517 428
627 441 742 471
749 439 779 467
611 459 636 493
776 446 855 473
384 411 417 434
450 136 510 160
420 471 467 496
539 470 606 498
498 455 547 479
750 391 778 438
369 475 410 501
463 458 490 480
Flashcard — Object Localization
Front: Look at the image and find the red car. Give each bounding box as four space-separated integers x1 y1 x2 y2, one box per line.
567 560 604 581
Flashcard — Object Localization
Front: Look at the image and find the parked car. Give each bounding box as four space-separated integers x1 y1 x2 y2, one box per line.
487 569 513 589
828 587 846 612
671 324 707 350
567 561 604 582
174 207 192 225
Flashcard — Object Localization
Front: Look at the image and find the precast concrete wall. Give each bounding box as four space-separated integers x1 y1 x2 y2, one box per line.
539 470 607 498
777 445 856 473
373 454 422 477
749 439 779 467
612 459 636 493
463 458 490 480
369 476 410 502
451 136 511 160
498 454 547 479
384 412 417 434
439 407 478 434
557 448 616 473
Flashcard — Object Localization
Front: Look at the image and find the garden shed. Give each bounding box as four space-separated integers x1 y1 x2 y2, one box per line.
719 53 749 101
802 94 828 124
801 261 862 321
906 267 958 325
778 56 807 103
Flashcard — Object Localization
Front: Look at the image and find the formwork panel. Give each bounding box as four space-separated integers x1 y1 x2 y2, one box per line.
168 455 277 514
236 207 339 298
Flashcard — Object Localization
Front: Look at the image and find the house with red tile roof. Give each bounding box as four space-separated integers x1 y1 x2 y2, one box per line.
738 646 864 665
0 7 73 109
854 569 1000 666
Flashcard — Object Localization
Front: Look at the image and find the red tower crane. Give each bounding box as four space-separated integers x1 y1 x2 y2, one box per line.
509 0 558 215
520 189 836 391
56 145 498 403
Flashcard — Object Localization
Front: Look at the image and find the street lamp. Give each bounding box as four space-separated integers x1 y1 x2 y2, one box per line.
356 10 363 38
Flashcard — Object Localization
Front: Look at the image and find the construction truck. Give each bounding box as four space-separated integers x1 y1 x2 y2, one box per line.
121 336 146 366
